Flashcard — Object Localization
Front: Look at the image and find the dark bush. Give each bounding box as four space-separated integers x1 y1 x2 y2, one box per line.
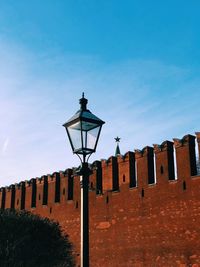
0 209 75 267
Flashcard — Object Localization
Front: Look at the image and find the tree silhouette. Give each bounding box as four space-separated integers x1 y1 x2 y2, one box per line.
0 209 75 267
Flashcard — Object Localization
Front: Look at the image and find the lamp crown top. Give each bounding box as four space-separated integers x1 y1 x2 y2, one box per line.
79 92 88 111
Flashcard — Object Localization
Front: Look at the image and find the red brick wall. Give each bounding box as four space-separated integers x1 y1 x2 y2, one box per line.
1 132 200 267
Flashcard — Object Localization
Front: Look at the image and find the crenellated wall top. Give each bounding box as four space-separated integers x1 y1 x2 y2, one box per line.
153 140 173 153
134 146 153 159
0 131 199 191
173 134 196 148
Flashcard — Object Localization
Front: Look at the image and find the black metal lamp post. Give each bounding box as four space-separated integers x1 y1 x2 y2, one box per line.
63 93 105 267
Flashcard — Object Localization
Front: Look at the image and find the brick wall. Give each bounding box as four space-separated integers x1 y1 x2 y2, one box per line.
1 132 200 267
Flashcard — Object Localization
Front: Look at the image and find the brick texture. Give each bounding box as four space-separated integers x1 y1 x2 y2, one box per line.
1 132 200 267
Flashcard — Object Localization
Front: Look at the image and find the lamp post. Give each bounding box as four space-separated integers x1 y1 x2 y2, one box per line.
63 93 105 267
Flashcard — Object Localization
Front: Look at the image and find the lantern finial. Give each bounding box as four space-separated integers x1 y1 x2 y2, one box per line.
79 92 88 111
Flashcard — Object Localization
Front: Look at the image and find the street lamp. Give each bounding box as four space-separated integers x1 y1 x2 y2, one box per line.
63 93 105 267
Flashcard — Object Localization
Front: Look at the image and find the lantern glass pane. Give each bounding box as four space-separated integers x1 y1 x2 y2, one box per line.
68 122 82 150
86 126 100 150
81 120 98 131
82 130 87 148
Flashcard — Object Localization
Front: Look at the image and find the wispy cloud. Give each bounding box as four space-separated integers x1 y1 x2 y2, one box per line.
2 137 9 154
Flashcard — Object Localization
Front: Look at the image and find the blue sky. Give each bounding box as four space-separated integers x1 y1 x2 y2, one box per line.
0 1 200 186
